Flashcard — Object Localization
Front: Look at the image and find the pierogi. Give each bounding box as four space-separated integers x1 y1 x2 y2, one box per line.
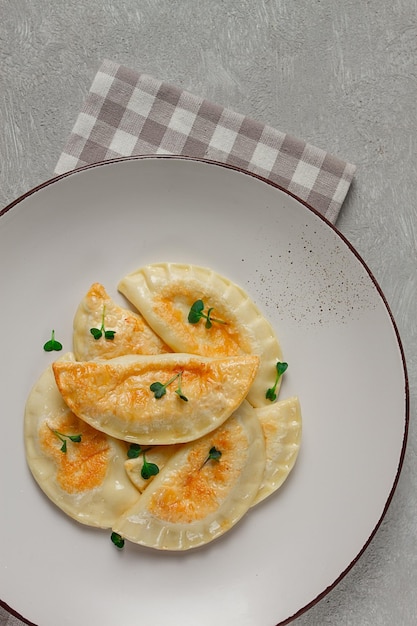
25 262 302 552
113 401 266 550
252 396 302 505
123 398 302 505
118 263 283 407
52 352 260 445
24 355 140 528
73 282 171 361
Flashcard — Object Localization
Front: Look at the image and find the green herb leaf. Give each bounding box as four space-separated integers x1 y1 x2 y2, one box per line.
208 446 222 461
90 306 116 341
90 327 103 340
174 371 188 401
187 300 226 328
188 299 205 323
276 362 288 377
205 307 214 329
266 361 288 402
43 330 63 352
150 372 188 401
265 387 277 402
111 531 125 549
150 381 167 399
126 446 160 480
141 452 160 480
175 390 189 402
127 443 142 459
68 434 82 443
201 445 222 469
50 428 82 453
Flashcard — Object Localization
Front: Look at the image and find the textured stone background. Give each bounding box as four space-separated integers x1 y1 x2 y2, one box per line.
1 1 416 624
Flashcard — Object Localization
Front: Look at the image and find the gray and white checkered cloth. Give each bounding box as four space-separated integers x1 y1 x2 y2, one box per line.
55 59 356 224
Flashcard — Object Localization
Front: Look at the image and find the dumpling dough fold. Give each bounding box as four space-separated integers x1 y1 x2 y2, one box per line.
113 401 266 550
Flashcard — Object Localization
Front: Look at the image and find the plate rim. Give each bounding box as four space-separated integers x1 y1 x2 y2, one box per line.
0 155 409 626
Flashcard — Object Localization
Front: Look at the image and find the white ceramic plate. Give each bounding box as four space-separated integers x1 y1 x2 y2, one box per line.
0 157 408 626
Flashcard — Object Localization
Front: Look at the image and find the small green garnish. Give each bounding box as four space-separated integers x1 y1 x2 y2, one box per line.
111 531 125 549
90 306 116 340
43 330 63 352
188 300 227 329
127 444 160 479
265 361 288 401
50 428 82 453
201 446 222 469
127 443 142 459
141 451 160 480
150 372 188 401
149 381 169 399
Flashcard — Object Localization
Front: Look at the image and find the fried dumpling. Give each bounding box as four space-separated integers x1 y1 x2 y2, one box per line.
24 355 140 528
118 263 283 408
252 396 302 506
73 282 171 361
124 397 302 505
113 401 266 550
52 352 260 445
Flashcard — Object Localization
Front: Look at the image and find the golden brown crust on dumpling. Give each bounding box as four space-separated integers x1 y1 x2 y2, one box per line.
73 282 171 361
113 401 266 550
38 410 110 493
52 353 260 445
24 356 141 528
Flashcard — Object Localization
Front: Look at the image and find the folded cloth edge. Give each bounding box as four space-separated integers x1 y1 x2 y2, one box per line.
55 59 356 224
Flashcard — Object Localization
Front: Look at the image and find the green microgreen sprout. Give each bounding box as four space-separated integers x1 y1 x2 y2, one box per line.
150 371 188 401
111 531 125 549
141 451 160 480
90 306 116 340
200 446 222 469
43 330 63 352
49 427 82 453
187 300 227 329
265 361 288 402
127 443 142 459
127 444 160 480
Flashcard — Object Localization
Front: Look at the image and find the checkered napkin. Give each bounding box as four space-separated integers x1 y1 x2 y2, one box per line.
55 59 355 223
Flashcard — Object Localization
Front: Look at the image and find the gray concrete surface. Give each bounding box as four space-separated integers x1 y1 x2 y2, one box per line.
1 1 416 624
